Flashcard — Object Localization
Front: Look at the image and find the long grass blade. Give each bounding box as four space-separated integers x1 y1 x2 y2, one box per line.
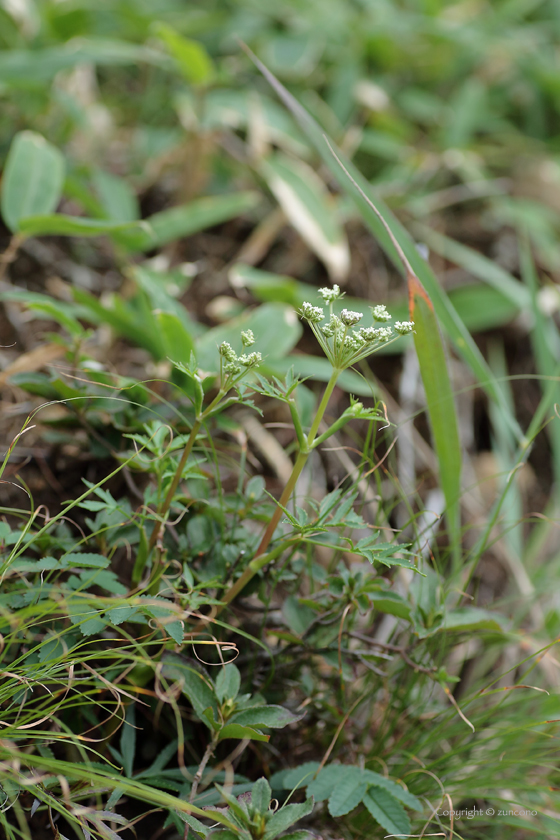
243 42 523 445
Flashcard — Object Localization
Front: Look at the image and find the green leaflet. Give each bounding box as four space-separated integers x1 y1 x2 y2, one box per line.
363 789 411 838
1 131 65 233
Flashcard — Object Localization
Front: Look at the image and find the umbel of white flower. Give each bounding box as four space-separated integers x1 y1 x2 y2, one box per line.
299 286 414 371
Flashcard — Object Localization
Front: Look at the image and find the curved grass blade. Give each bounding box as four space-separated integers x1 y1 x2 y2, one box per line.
242 42 523 445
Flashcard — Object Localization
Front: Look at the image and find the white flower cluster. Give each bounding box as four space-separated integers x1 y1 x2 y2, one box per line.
394 321 414 335
298 287 414 370
340 308 363 327
371 304 391 322
318 284 342 304
219 338 262 376
241 329 255 347
300 301 324 323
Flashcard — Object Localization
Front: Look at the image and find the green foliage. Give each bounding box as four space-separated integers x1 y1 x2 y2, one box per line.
2 3 560 839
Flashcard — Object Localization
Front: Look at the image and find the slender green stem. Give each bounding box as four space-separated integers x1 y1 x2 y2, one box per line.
147 418 201 553
202 369 341 620
307 369 339 443
147 389 228 556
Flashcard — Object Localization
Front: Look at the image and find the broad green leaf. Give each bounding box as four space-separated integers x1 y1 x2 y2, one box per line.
229 704 304 730
17 214 142 237
120 703 136 778
363 788 411 838
196 303 302 370
92 169 140 222
27 301 84 337
246 46 523 445
107 606 138 626
282 763 321 791
182 813 210 837
282 595 316 635
409 273 462 551
155 23 214 85
1 131 64 233
277 833 314 840
165 620 184 645
66 600 106 637
120 192 259 252
38 636 65 663
442 607 508 633
61 553 110 568
306 765 341 801
217 723 269 742
263 798 314 840
160 653 218 727
328 769 368 817
261 154 349 282
230 264 301 306
156 312 195 364
72 287 166 360
0 40 167 84
362 771 422 810
369 591 411 620
251 778 271 815
269 355 378 397
215 664 241 702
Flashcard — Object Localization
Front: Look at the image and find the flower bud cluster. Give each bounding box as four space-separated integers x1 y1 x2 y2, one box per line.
299 287 414 370
219 336 262 378
318 285 342 304
301 302 324 323
371 304 391 322
340 309 363 327
394 321 414 335
241 330 255 347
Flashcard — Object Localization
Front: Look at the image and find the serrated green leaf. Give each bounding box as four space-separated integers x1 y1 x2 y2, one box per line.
282 763 321 791
1 131 65 233
363 789 411 838
61 553 110 569
327 770 367 817
165 620 184 645
38 636 65 663
107 606 138 626
305 765 340 801
362 770 422 810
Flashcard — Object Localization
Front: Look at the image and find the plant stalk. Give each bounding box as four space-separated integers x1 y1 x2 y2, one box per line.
148 418 201 553
200 369 341 619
